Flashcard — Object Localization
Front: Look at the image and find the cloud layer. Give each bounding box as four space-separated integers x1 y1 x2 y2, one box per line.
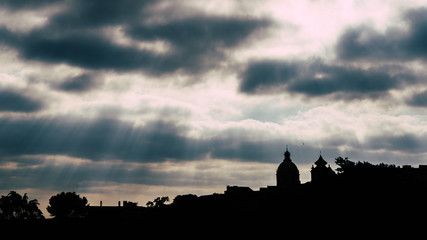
336 7 427 61
240 59 417 100
0 0 270 75
0 89 44 112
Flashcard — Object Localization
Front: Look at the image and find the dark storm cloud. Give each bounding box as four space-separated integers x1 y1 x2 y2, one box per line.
0 89 44 112
0 116 277 164
364 133 427 154
0 0 271 75
47 0 151 30
0 157 161 191
336 7 427 61
210 138 285 162
0 115 340 165
55 73 101 92
0 0 62 9
126 17 271 74
239 60 298 94
0 29 156 71
406 90 427 107
239 59 413 99
0 117 209 163
288 64 404 99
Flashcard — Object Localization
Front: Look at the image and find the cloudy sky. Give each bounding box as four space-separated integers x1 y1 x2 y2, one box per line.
1 0 427 212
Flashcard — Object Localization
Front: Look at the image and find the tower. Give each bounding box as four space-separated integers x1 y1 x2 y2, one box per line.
276 147 300 188
311 154 336 184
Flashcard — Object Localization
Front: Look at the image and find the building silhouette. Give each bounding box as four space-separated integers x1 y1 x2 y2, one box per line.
311 154 336 184
276 147 300 188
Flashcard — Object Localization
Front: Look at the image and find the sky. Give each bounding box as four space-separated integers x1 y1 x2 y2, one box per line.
1 0 427 215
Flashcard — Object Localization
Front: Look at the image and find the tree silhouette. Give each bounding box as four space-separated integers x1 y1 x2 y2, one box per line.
335 156 403 187
173 194 198 206
335 156 397 175
0 191 44 220
334 156 354 174
47 192 88 219
146 196 169 208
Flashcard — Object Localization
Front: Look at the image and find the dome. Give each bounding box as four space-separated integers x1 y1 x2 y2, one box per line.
277 160 299 176
276 149 300 187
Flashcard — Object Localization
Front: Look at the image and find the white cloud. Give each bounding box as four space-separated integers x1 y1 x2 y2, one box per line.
0 7 58 32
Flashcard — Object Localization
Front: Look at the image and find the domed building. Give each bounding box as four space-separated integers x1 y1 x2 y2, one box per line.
276 147 300 188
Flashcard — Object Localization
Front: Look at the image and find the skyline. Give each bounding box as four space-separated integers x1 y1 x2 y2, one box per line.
1 0 427 215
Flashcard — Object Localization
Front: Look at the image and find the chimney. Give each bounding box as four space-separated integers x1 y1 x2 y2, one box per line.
118 201 121 207
100 201 102 207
